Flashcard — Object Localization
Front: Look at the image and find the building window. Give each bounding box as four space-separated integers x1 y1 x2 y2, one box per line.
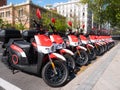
0 12 4 17
18 9 23 17
83 8 85 11
83 12 85 16
63 10 64 13
6 11 10 17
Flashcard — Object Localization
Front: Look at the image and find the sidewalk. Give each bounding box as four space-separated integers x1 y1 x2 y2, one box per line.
61 42 120 90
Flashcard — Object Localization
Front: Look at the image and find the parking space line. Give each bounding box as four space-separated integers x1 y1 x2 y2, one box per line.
0 78 22 90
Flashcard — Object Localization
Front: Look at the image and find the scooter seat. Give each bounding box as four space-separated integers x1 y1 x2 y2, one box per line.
14 41 31 49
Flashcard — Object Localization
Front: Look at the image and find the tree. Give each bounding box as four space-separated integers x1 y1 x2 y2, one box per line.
0 18 4 28
105 0 120 28
15 23 26 30
81 0 108 29
40 10 67 32
80 0 120 29
0 18 13 29
10 6 29 31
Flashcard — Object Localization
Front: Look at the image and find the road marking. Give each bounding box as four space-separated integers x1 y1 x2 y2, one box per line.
0 78 22 90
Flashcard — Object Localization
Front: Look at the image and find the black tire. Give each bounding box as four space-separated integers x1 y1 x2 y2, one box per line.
42 60 68 87
5 51 14 69
63 54 75 70
95 46 103 56
75 50 88 66
100 45 105 54
104 44 108 52
88 48 96 60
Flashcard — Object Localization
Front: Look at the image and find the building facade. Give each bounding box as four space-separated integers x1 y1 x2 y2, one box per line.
0 0 65 29
0 0 7 7
54 0 92 33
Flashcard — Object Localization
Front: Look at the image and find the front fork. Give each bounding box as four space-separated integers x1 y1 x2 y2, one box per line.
95 44 99 52
48 54 57 75
77 49 81 58
87 47 91 54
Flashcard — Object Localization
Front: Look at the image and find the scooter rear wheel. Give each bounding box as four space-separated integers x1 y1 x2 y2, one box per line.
42 60 68 87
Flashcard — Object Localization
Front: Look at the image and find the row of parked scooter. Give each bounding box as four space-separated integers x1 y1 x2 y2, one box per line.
0 26 115 87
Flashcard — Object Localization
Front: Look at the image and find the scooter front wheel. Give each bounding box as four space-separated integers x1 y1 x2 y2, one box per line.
75 50 88 66
63 54 75 70
88 48 96 60
42 60 68 87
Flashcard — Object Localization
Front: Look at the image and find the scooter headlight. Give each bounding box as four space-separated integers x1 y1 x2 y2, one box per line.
51 45 56 52
78 41 82 45
75 42 79 46
62 43 66 48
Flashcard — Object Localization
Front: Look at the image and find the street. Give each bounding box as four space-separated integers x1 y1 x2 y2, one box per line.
0 41 119 90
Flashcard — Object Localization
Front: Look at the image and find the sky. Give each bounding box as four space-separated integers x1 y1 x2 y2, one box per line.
7 0 68 6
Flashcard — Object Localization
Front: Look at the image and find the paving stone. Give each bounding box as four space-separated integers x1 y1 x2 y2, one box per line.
61 43 120 90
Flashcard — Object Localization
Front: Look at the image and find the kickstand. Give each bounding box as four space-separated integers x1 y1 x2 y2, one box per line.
12 68 15 74
11 68 19 74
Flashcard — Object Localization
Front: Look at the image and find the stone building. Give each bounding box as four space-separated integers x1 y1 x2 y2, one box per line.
0 0 65 29
0 0 7 6
54 0 92 33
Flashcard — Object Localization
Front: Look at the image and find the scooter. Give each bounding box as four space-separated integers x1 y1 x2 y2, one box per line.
0 29 69 87
79 34 96 60
64 30 88 66
88 35 105 56
49 24 76 73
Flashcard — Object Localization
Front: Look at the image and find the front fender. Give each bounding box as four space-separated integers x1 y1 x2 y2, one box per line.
60 49 74 55
95 43 101 46
49 53 66 61
87 44 94 48
76 46 87 51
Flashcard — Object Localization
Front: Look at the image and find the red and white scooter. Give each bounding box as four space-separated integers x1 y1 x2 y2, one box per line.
64 31 89 66
79 34 96 60
1 29 69 87
49 24 76 72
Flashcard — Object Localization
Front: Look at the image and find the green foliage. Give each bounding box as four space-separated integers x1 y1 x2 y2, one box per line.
54 19 67 32
111 29 120 35
0 18 4 28
42 12 67 32
0 19 14 29
15 23 26 30
4 23 12 29
80 0 120 29
105 0 120 28
81 0 107 25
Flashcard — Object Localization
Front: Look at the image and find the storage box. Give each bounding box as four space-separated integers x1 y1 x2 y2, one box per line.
0 29 21 44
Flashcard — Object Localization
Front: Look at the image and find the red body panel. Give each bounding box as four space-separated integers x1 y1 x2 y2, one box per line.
51 35 64 44
12 54 19 64
49 53 57 59
36 34 52 46
10 44 23 53
80 35 87 41
89 35 97 40
69 35 78 42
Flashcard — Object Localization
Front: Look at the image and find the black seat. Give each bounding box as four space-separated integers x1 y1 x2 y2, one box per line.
14 41 31 49
22 30 37 42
